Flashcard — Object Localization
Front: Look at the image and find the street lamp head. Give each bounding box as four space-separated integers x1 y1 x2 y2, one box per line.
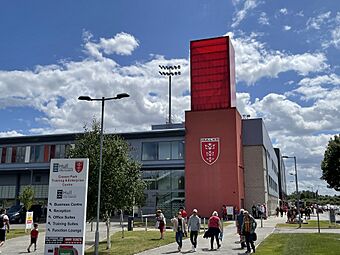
116 93 130 99
78 96 92 101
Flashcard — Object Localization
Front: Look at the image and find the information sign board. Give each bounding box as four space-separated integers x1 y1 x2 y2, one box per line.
44 158 89 255
26 211 34 230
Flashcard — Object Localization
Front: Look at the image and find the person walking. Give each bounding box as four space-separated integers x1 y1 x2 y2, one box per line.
207 211 222 250
0 209 10 254
27 223 39 253
242 211 257 254
171 212 186 252
155 209 166 239
188 209 201 252
236 209 246 249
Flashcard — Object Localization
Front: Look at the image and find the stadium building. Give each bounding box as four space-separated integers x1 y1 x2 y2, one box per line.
0 36 286 218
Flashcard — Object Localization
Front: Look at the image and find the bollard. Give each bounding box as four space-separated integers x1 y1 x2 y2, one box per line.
260 214 263 228
145 217 148 231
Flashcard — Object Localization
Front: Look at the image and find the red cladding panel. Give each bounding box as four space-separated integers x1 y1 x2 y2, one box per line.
190 36 236 111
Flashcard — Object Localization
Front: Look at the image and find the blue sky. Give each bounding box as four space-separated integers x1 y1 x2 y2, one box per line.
0 0 339 195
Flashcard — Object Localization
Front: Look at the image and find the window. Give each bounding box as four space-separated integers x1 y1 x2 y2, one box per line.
142 142 158 160
142 141 185 161
159 142 171 160
172 141 184 160
5 147 12 163
35 175 42 183
30 145 44 163
15 146 26 163
55 144 66 158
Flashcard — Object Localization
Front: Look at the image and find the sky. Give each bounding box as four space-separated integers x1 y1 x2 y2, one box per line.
0 0 339 196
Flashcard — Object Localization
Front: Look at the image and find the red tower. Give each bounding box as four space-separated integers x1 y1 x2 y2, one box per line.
185 36 244 218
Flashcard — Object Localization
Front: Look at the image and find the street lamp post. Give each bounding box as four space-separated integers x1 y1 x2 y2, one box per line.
282 155 301 228
78 93 129 255
158 65 181 124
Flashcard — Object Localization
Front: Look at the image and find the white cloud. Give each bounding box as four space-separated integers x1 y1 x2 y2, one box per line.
83 31 139 59
283 25 291 31
0 130 24 137
225 33 328 85
231 0 260 28
279 8 288 15
286 74 340 101
306 11 331 30
330 27 340 49
258 12 269 25
0 32 189 135
296 11 304 17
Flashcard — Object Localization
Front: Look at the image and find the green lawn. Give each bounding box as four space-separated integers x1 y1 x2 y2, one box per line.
6 229 30 240
85 230 180 255
256 233 340 255
276 220 340 229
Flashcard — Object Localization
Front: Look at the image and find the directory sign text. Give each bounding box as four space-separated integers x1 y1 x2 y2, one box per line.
44 158 89 255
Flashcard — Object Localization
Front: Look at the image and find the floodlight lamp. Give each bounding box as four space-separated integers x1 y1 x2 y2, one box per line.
78 96 92 101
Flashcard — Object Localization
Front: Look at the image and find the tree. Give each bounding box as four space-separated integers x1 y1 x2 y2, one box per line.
19 186 35 212
68 120 145 249
321 135 340 191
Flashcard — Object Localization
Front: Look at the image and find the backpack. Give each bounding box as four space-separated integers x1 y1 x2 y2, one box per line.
0 214 4 228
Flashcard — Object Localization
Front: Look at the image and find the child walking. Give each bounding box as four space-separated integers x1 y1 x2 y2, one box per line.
27 223 39 253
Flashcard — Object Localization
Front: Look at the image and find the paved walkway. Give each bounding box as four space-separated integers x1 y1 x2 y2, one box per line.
1 213 339 254
137 213 340 255
0 222 122 254
137 216 285 255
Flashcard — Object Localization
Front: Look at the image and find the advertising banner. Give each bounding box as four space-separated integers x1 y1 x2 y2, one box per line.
44 158 89 255
25 211 34 230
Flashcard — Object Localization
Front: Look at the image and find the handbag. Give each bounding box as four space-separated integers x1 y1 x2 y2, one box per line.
252 232 257 241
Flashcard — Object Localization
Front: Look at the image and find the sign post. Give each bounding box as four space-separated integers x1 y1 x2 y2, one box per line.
44 158 89 255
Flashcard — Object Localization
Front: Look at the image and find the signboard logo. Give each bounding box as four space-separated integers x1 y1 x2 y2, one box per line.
53 163 59 172
200 138 220 165
75 161 84 173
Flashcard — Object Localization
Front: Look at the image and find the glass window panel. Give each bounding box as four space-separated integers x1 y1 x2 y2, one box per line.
15 146 26 163
5 147 12 163
35 145 44 162
159 142 171 160
0 147 2 164
142 142 158 160
157 170 171 190
30 146 35 162
171 170 185 190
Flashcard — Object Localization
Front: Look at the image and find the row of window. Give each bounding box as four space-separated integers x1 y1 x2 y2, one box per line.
141 141 185 161
0 144 71 164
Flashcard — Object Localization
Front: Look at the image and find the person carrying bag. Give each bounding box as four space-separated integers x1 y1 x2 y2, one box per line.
241 210 257 254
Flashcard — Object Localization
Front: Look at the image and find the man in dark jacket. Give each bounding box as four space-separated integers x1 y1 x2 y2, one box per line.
236 209 246 249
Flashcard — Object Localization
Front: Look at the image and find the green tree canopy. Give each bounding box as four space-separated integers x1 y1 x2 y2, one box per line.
19 186 35 211
321 135 340 191
67 120 145 220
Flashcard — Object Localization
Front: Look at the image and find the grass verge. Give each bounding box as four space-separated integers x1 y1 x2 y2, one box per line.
85 230 180 255
256 233 340 255
276 220 340 229
6 229 30 240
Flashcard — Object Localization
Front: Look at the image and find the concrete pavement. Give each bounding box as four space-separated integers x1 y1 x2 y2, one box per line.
1 213 339 254
137 216 285 255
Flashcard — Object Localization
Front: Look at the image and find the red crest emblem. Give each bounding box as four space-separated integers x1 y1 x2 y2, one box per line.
200 138 220 165
75 161 84 173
